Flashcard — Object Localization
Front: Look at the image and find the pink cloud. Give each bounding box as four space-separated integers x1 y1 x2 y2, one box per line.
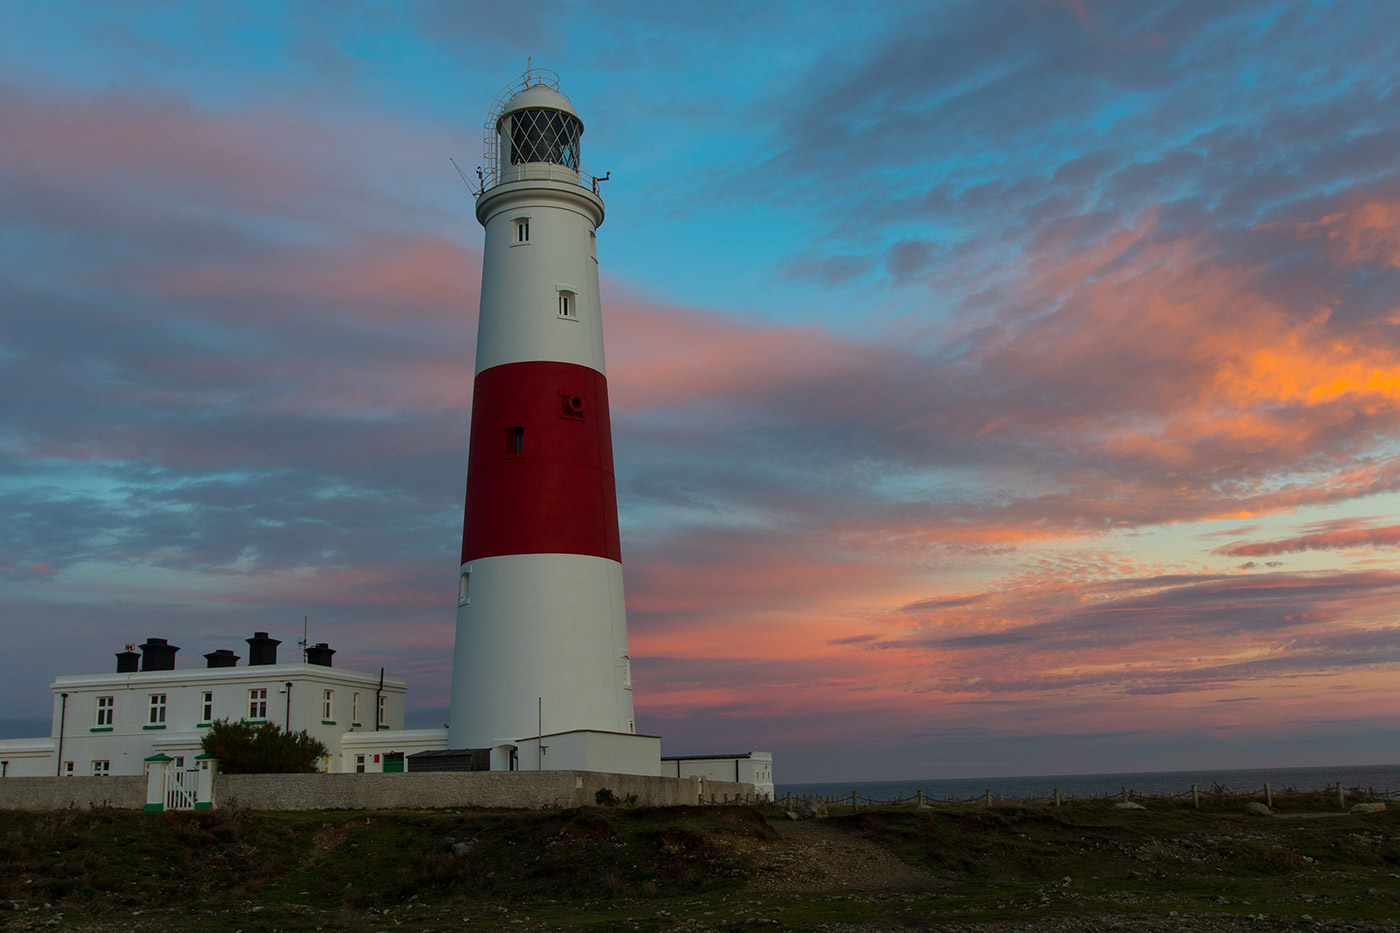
1214 519 1400 557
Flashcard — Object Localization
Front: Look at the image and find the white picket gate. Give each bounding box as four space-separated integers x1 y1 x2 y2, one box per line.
166 767 199 810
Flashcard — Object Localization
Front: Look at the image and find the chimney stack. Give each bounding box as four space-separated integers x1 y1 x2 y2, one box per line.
305 643 336 667
246 631 280 666
204 649 240 668
138 637 179 672
116 644 140 673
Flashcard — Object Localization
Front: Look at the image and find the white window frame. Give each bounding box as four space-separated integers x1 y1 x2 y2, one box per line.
459 568 471 605
352 692 361 726
377 694 387 728
148 693 166 725
95 695 114 727
249 688 268 720
557 288 577 319
201 691 214 723
511 214 532 246
91 760 109 777
322 689 335 723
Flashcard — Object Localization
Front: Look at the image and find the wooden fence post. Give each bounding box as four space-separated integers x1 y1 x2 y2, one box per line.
1053 788 1060 807
851 791 857 811
1192 784 1199 809
1265 782 1272 808
985 789 991 805
1337 781 1345 809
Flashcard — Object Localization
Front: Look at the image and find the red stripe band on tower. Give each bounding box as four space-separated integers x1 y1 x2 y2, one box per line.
461 360 621 564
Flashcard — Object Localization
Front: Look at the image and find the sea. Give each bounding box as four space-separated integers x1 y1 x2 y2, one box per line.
777 762 1400 804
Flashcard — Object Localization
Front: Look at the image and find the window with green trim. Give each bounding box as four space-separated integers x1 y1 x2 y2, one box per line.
148 694 166 725
95 695 114 727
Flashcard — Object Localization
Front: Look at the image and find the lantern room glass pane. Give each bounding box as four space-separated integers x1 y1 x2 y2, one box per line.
508 109 580 168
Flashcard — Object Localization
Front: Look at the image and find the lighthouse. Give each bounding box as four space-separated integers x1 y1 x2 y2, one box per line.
447 70 644 770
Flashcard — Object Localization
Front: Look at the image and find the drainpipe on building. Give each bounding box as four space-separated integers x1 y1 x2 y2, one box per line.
55 693 68 776
284 682 293 730
375 668 383 730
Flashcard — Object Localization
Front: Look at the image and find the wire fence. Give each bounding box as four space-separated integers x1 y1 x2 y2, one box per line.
685 782 1398 809
760 780 1398 811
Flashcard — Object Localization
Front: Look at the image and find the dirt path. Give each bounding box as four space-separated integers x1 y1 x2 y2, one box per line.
738 818 945 893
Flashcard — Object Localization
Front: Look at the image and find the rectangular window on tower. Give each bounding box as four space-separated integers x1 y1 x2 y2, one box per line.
558 290 576 319
459 569 471 605
513 217 530 244
507 426 525 456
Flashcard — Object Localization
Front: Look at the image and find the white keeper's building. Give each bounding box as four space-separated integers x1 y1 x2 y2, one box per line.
0 633 443 779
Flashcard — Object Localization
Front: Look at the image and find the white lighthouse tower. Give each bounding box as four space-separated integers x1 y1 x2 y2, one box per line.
448 70 654 774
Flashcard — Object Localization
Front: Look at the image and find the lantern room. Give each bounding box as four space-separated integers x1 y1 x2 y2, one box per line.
483 69 589 189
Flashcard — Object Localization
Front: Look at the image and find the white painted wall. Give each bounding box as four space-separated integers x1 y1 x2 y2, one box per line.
664 753 775 799
0 739 57 778
512 730 661 777
474 179 606 375
0 664 407 778
449 554 635 750
340 728 449 773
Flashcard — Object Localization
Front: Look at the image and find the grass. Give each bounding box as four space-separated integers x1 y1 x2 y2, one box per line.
1 796 1396 931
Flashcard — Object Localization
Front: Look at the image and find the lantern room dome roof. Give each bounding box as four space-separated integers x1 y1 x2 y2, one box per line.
499 83 581 130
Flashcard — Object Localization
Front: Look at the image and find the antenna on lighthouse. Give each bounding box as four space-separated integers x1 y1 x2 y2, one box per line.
449 157 479 195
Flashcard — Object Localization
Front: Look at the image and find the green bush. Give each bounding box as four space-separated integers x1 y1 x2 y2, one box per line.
199 719 329 773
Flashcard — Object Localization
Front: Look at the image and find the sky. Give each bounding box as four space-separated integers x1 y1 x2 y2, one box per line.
2 1 1398 784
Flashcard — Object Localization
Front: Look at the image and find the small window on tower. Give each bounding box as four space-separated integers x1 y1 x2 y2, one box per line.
458 569 471 605
558 290 576 319
507 426 525 456
514 218 530 244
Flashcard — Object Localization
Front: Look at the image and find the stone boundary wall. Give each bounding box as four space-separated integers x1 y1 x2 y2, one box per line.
0 776 144 810
0 772 756 812
218 770 755 811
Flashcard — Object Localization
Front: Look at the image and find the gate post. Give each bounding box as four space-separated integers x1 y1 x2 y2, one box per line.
144 754 173 811
195 754 219 810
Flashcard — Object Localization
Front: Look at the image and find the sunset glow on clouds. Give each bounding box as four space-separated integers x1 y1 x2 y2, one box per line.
2 1 1399 781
